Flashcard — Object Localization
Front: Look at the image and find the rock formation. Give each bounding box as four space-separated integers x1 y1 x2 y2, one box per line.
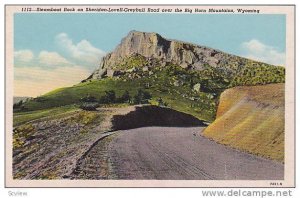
89 30 261 79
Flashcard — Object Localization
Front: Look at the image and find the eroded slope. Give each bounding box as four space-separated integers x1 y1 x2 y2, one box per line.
202 83 284 162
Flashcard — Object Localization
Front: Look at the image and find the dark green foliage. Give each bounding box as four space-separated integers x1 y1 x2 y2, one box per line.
80 94 97 103
13 100 23 109
80 102 99 111
230 65 285 87
157 97 168 107
118 90 131 103
79 94 99 111
112 54 151 70
99 90 116 103
13 100 30 112
133 89 152 104
166 64 230 93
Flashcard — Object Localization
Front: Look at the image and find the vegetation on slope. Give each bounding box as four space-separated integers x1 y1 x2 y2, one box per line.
230 64 285 87
13 109 107 179
14 54 285 123
13 105 79 127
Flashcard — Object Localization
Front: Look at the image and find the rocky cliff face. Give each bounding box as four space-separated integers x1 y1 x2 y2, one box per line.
90 31 256 79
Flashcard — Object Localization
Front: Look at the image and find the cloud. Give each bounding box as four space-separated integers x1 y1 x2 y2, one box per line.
38 51 72 67
14 50 34 65
14 50 74 69
14 34 106 96
55 33 106 68
14 66 90 97
241 39 285 66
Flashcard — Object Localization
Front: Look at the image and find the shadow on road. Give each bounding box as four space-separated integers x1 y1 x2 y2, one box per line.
111 105 207 130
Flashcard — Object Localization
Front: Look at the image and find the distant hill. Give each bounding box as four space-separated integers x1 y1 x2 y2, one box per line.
202 83 284 162
13 96 32 104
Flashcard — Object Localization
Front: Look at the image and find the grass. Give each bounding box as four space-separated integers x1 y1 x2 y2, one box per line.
67 111 99 125
14 55 285 125
18 66 220 122
202 83 285 162
13 123 36 149
13 105 79 127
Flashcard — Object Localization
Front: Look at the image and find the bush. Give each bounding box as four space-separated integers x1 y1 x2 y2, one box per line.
229 65 285 87
99 90 116 103
118 90 131 103
80 102 99 111
133 89 152 104
80 94 97 103
157 97 168 107
13 100 23 109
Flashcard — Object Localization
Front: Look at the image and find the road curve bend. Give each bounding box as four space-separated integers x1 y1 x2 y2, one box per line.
107 127 284 180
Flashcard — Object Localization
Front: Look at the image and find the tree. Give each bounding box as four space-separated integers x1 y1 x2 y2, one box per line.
80 102 99 111
13 100 23 109
80 94 97 103
157 97 168 107
119 90 131 103
80 94 99 111
100 90 116 103
133 89 151 104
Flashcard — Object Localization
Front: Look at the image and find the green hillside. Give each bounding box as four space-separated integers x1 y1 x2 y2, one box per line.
14 55 285 123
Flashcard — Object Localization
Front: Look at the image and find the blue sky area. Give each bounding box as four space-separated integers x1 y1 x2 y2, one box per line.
15 13 285 54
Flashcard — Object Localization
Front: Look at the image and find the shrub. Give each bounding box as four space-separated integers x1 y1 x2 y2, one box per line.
13 100 23 109
118 90 131 103
157 97 168 107
79 102 99 111
99 90 116 103
133 89 152 104
229 65 285 87
80 94 97 103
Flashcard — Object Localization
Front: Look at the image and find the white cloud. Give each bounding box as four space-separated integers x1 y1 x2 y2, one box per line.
55 33 106 68
38 51 72 67
14 34 105 97
14 66 90 97
14 50 34 64
241 39 285 66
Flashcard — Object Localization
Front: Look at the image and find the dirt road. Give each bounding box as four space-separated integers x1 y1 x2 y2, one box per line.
107 127 284 180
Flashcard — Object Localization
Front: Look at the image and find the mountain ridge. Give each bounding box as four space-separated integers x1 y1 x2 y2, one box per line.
89 30 277 80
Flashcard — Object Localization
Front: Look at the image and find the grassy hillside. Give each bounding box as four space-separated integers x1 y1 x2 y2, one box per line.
202 83 285 162
13 105 79 127
17 64 224 122
14 55 285 123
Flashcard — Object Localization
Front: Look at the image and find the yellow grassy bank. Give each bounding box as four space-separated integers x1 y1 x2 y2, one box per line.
202 83 284 162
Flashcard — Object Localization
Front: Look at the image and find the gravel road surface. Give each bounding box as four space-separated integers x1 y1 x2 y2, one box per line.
107 127 284 180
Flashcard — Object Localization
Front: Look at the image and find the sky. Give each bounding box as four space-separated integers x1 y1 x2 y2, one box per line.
14 13 286 97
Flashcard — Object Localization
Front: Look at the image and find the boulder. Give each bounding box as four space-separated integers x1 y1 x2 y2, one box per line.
193 83 201 92
142 66 149 72
107 69 115 77
173 80 183 87
126 67 137 73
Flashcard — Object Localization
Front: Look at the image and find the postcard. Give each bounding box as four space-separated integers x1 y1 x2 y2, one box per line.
5 5 295 187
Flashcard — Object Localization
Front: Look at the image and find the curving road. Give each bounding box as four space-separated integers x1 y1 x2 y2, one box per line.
107 127 284 180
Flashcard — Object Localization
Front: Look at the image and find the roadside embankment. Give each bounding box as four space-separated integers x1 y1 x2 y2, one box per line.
202 83 285 162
